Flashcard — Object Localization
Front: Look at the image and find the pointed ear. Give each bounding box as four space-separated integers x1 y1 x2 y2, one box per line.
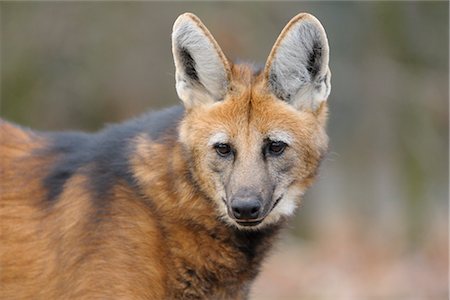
264 13 331 111
172 13 231 108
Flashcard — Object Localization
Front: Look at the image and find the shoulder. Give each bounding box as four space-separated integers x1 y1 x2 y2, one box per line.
42 105 184 203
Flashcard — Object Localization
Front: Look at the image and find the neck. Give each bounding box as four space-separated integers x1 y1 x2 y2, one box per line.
130 132 284 298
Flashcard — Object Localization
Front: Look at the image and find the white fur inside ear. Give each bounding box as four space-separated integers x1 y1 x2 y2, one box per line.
172 14 229 107
267 14 331 110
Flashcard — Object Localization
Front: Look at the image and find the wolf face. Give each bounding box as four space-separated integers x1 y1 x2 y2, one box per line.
0 12 332 299
173 13 331 229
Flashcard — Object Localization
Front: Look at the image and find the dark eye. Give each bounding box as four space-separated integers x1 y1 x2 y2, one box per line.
214 143 233 157
268 141 287 156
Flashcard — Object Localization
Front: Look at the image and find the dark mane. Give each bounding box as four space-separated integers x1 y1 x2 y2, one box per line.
41 105 185 204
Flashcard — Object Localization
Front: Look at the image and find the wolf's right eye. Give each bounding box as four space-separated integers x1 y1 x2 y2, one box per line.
214 143 232 157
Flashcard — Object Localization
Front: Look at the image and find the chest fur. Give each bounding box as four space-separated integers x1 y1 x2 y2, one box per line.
164 220 280 299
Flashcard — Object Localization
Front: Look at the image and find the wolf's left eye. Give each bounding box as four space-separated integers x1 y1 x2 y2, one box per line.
268 141 287 156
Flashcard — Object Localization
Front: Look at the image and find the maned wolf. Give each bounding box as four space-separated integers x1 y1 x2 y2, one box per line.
0 12 331 299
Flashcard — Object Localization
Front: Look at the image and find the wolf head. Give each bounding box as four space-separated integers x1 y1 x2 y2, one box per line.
172 13 330 229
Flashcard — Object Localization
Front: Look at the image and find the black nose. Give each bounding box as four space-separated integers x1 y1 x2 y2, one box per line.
231 198 261 220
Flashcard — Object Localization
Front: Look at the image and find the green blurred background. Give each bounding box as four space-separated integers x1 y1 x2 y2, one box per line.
1 2 448 299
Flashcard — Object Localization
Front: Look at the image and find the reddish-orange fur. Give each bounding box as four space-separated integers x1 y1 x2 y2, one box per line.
1 12 330 299
0 64 327 299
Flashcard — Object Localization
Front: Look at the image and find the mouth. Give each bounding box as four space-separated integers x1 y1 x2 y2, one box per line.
269 195 283 213
235 219 263 227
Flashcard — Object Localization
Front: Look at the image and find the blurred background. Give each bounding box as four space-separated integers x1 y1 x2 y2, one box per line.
1 2 448 299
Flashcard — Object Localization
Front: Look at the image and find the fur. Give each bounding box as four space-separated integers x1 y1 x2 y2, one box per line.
0 12 331 299
265 13 331 110
172 13 231 107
